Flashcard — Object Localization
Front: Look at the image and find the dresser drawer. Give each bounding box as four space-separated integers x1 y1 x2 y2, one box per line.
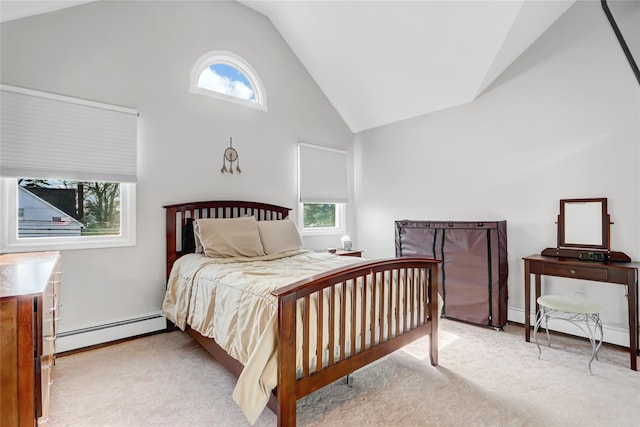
42 263 61 358
542 263 608 281
38 354 54 425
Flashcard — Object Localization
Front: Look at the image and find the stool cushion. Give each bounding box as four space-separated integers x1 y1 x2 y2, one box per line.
537 295 601 314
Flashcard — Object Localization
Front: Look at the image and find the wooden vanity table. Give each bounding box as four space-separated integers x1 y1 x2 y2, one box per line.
523 254 639 371
525 198 639 371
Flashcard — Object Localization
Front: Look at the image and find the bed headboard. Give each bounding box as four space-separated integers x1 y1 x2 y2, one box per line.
164 200 292 280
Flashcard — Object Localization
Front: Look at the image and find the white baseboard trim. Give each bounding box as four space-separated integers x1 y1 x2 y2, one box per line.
508 306 630 348
56 313 167 353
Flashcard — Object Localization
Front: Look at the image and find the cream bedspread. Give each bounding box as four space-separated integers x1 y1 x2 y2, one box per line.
161 250 362 424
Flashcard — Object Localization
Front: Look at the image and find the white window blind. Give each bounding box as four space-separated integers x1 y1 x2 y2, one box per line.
298 143 348 203
0 85 138 182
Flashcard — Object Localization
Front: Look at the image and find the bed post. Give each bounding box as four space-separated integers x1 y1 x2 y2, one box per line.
165 206 177 281
277 293 297 426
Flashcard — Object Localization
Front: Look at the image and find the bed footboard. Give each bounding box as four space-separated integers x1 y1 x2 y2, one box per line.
271 257 439 426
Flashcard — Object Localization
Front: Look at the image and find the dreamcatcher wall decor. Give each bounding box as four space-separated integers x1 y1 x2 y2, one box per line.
220 137 241 174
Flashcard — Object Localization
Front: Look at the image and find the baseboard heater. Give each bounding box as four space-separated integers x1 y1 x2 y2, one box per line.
56 313 167 353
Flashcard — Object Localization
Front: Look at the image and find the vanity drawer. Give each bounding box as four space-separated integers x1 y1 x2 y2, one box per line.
542 263 608 281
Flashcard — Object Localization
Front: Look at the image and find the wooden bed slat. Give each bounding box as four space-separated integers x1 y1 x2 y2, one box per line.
340 281 346 361
361 275 367 352
412 269 417 325
408 269 413 329
303 295 310 378
329 285 335 366
386 271 392 341
370 271 377 349
394 270 399 335
316 290 323 373
421 270 426 321
350 278 357 356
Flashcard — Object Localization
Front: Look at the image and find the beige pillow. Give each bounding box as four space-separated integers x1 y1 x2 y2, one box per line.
257 219 304 255
194 217 265 258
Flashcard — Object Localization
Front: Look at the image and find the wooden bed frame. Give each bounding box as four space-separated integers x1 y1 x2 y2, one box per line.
164 200 440 426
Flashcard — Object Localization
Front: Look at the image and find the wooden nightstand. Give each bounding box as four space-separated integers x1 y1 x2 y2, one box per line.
335 250 363 257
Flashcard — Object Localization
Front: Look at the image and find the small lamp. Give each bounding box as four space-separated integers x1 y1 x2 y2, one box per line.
341 235 352 251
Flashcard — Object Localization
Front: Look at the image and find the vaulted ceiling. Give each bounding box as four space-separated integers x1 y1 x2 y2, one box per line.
1 0 575 132
1 0 97 22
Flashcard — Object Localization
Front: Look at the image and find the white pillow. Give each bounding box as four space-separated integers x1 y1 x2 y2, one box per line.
257 219 304 255
194 217 265 258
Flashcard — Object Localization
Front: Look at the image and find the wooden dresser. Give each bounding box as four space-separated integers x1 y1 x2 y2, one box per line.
1 251 61 426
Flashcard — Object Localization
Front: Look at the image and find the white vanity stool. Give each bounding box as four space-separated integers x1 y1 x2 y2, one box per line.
533 295 603 374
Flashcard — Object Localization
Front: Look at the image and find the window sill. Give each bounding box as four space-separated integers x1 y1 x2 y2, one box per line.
1 234 136 253
300 228 345 237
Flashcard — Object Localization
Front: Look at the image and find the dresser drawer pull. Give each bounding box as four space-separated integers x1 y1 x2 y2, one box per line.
570 269 576 274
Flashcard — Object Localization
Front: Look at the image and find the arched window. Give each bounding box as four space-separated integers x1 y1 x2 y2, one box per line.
190 50 267 111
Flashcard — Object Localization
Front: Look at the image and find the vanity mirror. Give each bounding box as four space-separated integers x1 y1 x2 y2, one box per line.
542 197 630 262
559 198 609 250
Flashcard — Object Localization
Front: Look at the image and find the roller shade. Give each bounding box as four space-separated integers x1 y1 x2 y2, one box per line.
298 143 348 203
1 85 138 182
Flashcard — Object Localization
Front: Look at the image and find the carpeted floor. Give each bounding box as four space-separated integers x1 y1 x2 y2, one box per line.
47 319 640 426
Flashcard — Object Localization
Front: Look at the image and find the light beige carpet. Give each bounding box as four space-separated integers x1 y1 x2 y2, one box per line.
47 319 639 426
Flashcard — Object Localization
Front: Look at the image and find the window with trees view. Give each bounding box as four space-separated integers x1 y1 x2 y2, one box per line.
300 202 344 234
303 203 337 228
18 179 121 237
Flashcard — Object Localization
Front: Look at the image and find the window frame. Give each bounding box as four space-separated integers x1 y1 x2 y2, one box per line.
298 202 346 236
0 178 136 252
189 50 267 111
297 143 348 237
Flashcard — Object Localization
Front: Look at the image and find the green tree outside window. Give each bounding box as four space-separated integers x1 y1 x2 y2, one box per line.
18 179 120 236
303 203 336 228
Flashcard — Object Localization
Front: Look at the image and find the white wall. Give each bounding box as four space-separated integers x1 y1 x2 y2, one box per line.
2 0 637 350
354 1 639 346
0 1 354 349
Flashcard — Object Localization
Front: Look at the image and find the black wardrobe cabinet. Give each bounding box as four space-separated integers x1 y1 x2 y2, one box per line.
395 220 509 328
